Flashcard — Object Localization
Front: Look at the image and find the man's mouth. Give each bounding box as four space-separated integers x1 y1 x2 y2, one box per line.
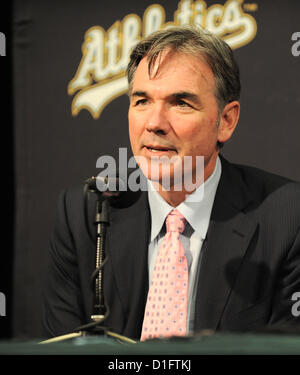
144 145 176 153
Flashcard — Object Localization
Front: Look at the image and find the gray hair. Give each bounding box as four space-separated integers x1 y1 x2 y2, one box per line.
127 25 241 112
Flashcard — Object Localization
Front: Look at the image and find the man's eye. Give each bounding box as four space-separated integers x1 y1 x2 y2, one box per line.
135 99 148 106
176 100 191 108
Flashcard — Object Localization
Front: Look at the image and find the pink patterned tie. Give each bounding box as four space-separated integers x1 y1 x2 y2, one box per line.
141 209 188 341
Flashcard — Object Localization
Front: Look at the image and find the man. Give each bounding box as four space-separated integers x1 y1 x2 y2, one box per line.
43 26 300 340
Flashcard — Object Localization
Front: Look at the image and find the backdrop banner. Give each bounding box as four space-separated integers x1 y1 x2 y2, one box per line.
12 0 300 338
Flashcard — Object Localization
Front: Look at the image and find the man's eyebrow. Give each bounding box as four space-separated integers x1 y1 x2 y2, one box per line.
130 90 148 98
171 91 200 103
130 90 201 105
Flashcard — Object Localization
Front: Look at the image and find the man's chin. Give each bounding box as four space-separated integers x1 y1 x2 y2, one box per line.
146 172 188 193
134 154 203 192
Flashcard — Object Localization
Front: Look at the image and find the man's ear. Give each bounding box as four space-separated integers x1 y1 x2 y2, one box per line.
217 101 240 144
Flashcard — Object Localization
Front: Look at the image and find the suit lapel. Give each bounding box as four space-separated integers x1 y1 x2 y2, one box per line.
194 157 258 331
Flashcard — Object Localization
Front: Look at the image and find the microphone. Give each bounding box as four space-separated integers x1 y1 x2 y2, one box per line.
84 172 142 208
85 175 126 194
85 175 126 205
83 171 141 333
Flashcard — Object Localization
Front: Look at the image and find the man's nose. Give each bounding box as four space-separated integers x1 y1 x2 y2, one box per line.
146 105 170 134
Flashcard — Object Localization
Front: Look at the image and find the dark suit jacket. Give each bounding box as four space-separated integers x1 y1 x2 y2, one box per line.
42 157 300 339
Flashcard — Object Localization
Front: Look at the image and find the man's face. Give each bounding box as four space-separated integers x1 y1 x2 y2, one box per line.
128 50 225 187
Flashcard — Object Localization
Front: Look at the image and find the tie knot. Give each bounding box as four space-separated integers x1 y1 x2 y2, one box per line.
166 209 186 233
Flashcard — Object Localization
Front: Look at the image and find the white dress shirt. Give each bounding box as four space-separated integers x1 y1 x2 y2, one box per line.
147 156 222 333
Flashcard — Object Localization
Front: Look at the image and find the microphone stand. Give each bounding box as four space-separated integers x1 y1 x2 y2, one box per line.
71 188 112 337
89 196 110 332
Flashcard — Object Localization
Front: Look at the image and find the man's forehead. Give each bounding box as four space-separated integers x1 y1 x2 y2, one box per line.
132 50 215 91
142 49 205 73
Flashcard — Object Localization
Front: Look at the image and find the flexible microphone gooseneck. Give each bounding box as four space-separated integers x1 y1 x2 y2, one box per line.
82 175 125 332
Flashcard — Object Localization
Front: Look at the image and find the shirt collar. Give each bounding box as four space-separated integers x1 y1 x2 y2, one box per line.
148 156 222 241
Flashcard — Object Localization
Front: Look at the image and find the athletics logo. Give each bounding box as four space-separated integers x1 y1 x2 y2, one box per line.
68 0 257 119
